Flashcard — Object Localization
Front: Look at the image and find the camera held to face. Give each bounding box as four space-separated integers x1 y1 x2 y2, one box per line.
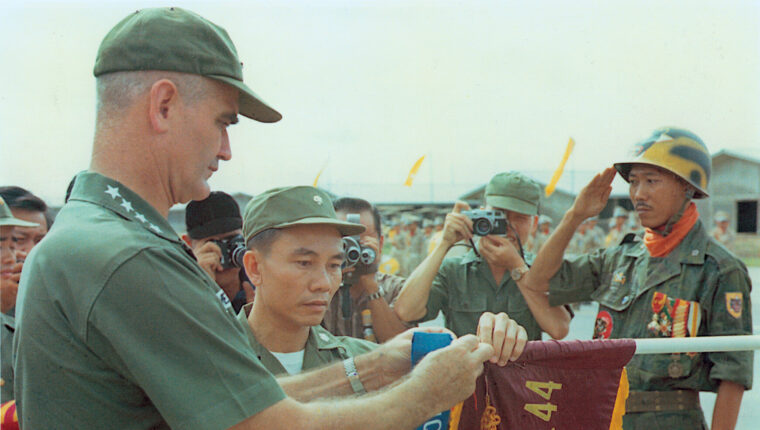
212 234 247 269
341 213 378 276
462 209 507 236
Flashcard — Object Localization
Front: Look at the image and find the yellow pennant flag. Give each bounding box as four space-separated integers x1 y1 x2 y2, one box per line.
313 161 328 187
404 155 426 187
544 138 575 197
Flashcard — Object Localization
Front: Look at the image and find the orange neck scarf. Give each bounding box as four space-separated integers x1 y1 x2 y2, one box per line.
643 202 698 257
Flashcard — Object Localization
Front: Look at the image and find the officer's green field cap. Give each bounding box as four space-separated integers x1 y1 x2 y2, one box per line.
485 172 541 216
0 197 39 228
243 186 365 243
94 7 281 123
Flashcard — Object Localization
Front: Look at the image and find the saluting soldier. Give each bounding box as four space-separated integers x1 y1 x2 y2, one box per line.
521 127 753 430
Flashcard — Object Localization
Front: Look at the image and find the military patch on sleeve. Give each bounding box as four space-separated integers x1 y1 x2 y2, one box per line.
725 292 743 319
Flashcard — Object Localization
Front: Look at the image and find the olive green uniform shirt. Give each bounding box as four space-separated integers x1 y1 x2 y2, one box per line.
13 172 285 429
322 272 413 339
420 249 561 340
236 305 376 375
550 221 753 429
0 313 14 403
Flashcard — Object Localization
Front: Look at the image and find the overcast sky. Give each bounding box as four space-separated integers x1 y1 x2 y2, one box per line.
1 0 758 206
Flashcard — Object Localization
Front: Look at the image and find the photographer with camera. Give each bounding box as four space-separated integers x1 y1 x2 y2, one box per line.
322 197 412 343
182 191 255 312
395 171 572 340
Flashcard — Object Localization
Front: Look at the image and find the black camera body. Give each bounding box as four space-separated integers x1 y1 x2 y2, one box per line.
212 234 247 269
462 209 507 236
341 214 378 277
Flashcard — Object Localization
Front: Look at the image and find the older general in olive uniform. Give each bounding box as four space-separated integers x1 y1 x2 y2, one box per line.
523 127 753 430
13 7 509 429
395 172 571 344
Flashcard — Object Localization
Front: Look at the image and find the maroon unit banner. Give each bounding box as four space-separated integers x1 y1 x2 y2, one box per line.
453 338 636 430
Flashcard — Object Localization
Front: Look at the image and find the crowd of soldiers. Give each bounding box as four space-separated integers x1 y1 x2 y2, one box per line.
382 203 738 279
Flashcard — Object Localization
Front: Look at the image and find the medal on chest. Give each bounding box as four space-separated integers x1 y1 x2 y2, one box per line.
648 291 702 361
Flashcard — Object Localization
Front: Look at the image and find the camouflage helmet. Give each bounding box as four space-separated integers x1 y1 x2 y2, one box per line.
614 127 711 199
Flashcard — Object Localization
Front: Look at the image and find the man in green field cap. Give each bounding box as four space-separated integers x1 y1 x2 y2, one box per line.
1 196 39 404
395 171 572 342
14 8 510 429
236 185 378 376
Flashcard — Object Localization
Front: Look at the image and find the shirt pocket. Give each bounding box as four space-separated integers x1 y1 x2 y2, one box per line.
448 291 488 314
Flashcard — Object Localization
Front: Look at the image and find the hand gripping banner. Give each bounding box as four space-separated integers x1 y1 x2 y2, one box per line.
451 339 635 430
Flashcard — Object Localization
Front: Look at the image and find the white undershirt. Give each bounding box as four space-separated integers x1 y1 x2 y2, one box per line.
270 349 306 375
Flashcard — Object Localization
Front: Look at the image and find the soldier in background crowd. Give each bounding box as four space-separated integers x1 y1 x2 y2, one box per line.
0 187 52 263
604 206 629 247
711 211 735 248
322 197 412 342
403 215 427 276
182 191 255 312
530 214 553 253
1 197 40 404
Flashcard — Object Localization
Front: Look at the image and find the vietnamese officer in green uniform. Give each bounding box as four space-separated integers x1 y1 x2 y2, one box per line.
237 186 376 375
13 7 513 430
0 197 39 404
394 171 572 341
521 127 753 430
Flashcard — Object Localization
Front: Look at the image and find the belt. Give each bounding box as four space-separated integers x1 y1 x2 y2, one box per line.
626 390 700 413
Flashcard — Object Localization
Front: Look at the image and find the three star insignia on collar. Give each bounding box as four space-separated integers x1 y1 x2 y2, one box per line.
105 185 121 199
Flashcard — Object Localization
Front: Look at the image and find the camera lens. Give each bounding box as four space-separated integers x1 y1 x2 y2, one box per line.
230 245 247 268
342 237 361 267
360 248 376 265
474 218 492 236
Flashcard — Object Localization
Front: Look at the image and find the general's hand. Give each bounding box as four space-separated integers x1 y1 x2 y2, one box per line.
477 312 527 366
441 201 473 248
194 241 223 279
479 235 523 270
571 167 616 220
412 334 494 412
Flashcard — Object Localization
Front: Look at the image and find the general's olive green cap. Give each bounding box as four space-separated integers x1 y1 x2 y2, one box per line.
94 7 281 123
243 186 365 243
0 197 40 228
484 172 541 215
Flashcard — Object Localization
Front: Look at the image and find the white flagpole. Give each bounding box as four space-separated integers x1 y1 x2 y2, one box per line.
634 335 760 355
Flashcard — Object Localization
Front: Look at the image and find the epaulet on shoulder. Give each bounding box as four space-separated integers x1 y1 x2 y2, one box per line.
704 238 744 268
620 232 640 245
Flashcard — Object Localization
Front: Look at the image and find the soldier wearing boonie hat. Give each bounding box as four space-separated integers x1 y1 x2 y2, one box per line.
231 186 379 377
710 210 735 248
394 171 572 343
1 197 39 404
520 127 753 430
14 7 509 429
